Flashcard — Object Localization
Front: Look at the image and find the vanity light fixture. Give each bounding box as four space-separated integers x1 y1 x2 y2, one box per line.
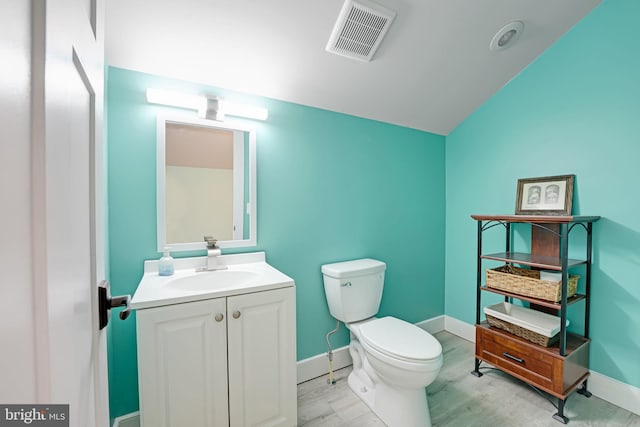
146 88 268 121
490 21 524 51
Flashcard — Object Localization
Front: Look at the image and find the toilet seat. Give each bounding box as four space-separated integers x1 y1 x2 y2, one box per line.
357 316 442 363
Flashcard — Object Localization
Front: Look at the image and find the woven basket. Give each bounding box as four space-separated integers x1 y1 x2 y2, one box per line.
486 265 579 302
486 314 559 347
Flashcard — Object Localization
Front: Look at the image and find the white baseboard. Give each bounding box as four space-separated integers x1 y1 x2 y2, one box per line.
416 314 445 334
444 315 475 342
113 411 139 427
589 370 640 416
297 345 352 384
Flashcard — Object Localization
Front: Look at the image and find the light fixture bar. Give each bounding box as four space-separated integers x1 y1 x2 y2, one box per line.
145 88 268 121
224 102 269 121
146 88 205 111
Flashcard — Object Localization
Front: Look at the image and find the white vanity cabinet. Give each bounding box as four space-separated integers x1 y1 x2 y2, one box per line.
136 285 296 427
136 297 229 426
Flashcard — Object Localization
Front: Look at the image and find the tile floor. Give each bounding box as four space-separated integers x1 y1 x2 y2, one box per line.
297 331 640 427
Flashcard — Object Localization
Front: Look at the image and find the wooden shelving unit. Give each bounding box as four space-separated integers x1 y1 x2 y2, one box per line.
470 214 599 424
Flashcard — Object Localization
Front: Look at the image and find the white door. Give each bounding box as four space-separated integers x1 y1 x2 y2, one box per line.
227 287 297 427
31 0 109 426
136 299 229 427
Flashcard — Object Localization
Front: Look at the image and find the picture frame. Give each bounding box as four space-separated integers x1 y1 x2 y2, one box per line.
515 174 575 216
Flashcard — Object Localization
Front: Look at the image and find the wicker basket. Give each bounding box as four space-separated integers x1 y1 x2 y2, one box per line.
486 265 579 302
485 314 559 347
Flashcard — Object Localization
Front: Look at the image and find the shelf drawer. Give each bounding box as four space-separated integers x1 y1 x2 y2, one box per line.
477 325 557 391
475 325 590 398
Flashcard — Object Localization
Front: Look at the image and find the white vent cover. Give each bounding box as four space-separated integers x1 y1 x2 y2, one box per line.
326 0 396 62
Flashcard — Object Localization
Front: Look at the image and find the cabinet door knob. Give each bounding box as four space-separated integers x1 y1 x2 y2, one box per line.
232 310 241 319
214 313 224 322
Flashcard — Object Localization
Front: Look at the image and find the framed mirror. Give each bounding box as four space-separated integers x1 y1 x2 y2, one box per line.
156 113 256 251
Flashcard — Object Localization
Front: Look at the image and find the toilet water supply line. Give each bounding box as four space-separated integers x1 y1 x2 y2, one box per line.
325 319 341 385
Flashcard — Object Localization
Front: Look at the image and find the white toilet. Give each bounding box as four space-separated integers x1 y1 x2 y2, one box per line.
322 258 443 427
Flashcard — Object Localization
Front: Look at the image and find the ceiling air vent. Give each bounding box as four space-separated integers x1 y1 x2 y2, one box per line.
326 0 396 62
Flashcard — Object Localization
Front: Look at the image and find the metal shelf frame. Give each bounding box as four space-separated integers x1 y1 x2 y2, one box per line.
470 214 599 424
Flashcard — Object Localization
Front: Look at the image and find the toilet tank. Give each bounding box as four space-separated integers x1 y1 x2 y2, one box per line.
321 258 386 323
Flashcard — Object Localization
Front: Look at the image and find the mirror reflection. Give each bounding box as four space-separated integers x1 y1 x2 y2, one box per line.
157 114 256 251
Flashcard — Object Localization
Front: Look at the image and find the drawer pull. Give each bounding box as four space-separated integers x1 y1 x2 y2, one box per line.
502 352 524 364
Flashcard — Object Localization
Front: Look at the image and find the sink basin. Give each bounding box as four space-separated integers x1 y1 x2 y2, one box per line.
168 270 258 292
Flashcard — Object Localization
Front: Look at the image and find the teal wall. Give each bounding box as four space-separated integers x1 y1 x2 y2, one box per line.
445 0 640 389
106 67 446 418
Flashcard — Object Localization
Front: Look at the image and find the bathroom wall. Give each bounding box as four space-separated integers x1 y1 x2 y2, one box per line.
445 0 640 389
107 67 446 418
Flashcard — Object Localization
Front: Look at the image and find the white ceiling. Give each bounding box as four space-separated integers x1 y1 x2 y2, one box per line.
105 0 601 135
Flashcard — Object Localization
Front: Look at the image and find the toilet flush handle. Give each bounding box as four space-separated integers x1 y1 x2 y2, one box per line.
341 281 352 287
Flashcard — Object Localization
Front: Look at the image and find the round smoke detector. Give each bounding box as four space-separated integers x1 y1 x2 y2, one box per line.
490 21 524 51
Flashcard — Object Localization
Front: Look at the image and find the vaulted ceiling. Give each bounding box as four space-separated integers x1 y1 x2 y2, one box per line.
105 0 601 135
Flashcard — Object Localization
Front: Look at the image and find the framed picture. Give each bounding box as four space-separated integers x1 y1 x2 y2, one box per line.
515 174 575 215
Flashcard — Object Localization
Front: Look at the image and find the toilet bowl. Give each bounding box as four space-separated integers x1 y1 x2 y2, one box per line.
321 259 443 427
347 317 443 427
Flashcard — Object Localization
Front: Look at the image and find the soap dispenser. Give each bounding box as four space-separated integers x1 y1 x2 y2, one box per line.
158 247 174 276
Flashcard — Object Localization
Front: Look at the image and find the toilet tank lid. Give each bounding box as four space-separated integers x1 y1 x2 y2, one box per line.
321 258 386 279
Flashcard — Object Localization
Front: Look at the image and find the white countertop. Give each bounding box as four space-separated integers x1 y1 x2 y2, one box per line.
131 252 295 310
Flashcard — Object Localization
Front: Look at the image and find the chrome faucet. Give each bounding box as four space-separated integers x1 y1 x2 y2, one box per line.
204 236 218 249
200 236 227 271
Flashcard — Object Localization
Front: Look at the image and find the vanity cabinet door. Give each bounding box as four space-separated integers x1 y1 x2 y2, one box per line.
227 287 297 427
136 298 228 427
